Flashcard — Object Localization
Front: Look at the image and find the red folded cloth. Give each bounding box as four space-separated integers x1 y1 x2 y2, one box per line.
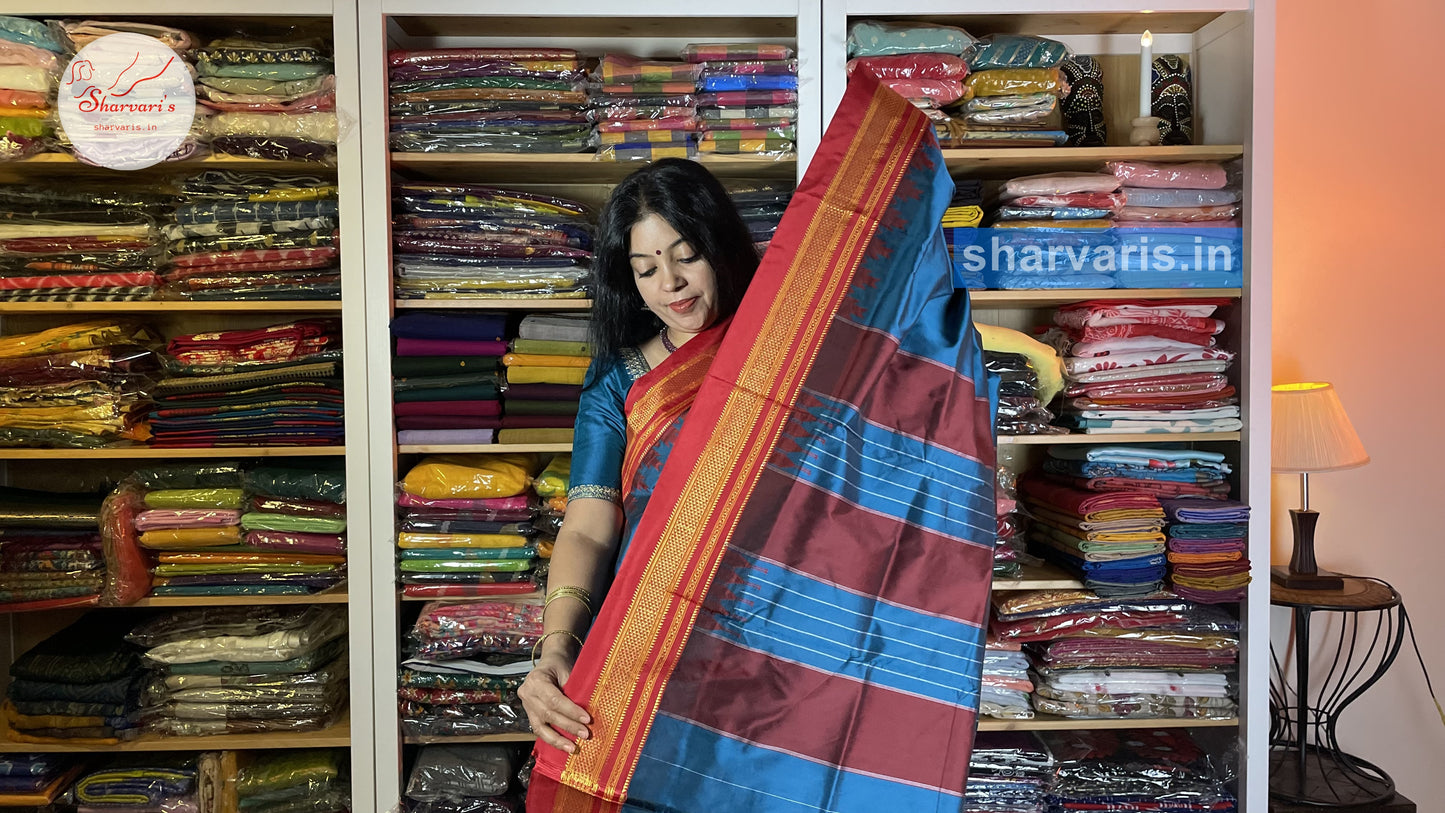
1020 477 1163 517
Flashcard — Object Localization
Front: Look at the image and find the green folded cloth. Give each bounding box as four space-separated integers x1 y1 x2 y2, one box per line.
392 357 502 377
511 339 592 357
151 585 314 596
248 465 346 503
399 547 536 560
238 750 343 799
0 117 50 138
153 563 341 575
394 372 500 392
239 513 347 533
395 384 501 402
397 559 534 573
144 488 246 510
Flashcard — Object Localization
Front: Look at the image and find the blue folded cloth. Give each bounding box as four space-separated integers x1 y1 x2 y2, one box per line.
390 312 508 341
1163 498 1251 523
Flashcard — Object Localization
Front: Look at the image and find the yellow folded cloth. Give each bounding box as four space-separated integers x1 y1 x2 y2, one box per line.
502 353 590 369
139 527 243 549
505 366 587 386
398 532 531 549
499 428 574 445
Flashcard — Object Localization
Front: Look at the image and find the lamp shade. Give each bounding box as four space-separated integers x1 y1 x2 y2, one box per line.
1272 382 1370 473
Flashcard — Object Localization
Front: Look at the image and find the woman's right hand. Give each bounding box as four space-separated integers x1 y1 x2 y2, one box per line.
520 651 593 754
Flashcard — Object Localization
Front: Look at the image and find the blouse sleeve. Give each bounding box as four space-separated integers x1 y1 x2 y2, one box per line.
568 361 629 505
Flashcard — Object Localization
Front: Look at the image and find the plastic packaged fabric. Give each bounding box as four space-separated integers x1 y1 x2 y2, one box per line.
401 454 538 500
873 78 965 107
146 712 340 736
211 136 336 163
845 54 968 80
846 21 975 57
680 43 793 63
1000 173 1121 199
597 54 701 84
247 465 346 504
699 60 797 77
963 35 1070 70
1106 161 1228 190
1042 729 1237 809
399 703 528 738
1114 204 1240 223
963 68 1061 98
408 745 514 799
100 486 150 606
533 455 570 498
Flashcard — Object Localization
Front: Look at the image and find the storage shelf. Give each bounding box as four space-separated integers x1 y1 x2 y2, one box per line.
129 587 349 607
970 289 1241 308
991 562 1083 591
399 590 542 602
394 299 592 310
0 153 332 179
401 715 1237 746
0 716 351 753
390 153 797 184
399 443 573 455
941 145 1244 178
0 446 346 460
838 8 1236 36
0 301 343 315
999 433 1240 446
977 714 1238 732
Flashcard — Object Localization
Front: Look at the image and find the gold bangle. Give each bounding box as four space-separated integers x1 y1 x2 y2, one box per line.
545 585 594 616
531 629 585 667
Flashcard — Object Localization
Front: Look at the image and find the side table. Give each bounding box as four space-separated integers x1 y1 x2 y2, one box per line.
1269 576 1405 807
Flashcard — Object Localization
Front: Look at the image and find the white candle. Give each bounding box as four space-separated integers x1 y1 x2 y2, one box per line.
1139 30 1153 117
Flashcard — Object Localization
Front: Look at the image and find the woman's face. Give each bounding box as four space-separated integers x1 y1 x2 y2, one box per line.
628 212 719 338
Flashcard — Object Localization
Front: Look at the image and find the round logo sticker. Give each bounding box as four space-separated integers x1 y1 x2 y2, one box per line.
58 32 196 171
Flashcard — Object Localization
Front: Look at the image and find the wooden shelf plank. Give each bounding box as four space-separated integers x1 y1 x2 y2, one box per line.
399 714 1238 745
130 587 349 607
0 301 342 315
977 714 1238 732
389 152 796 183
0 153 331 177
404 732 536 745
970 289 1241 308
0 446 346 460
0 716 351 753
999 433 1239 446
399 443 572 455
991 562 1083 590
941 145 1244 178
394 299 592 310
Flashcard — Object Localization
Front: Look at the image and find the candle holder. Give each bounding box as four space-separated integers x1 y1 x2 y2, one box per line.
1129 116 1163 146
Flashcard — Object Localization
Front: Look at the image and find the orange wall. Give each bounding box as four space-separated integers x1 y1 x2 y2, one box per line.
1273 0 1445 800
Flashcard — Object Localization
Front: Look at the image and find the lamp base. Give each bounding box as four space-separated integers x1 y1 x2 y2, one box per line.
1271 565 1344 591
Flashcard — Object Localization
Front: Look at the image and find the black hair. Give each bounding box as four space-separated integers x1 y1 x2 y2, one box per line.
590 159 760 367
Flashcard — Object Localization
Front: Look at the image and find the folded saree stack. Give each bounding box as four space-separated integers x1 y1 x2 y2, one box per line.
727 182 794 254
1019 476 1167 596
0 754 81 807
0 485 105 611
981 323 1065 436
0 16 62 161
591 53 701 161
163 171 342 300
0 320 160 448
993 590 1240 721
391 183 593 301
237 749 350 813
406 744 521 813
500 314 589 445
4 614 146 745
198 36 338 163
127 605 348 736
51 20 208 164
950 35 1069 147
400 600 539 737
531 454 568 561
684 43 798 157
1040 446 1234 502
393 312 507 447
389 48 589 154
942 179 985 288
966 731 1055 813
0 182 173 302
980 636 1034 720
1163 498 1251 603
1041 729 1238 812
69 755 200 813
1043 300 1240 433
984 172 1122 289
845 21 971 122
1109 161 1243 288
148 319 344 447
396 454 542 600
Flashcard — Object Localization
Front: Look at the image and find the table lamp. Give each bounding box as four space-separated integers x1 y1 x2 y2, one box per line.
1271 382 1370 589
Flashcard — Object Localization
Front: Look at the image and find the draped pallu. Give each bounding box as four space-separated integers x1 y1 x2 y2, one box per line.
531 72 998 813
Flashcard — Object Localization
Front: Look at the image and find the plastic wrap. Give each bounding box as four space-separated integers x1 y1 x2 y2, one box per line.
145 713 340 736
126 604 345 647
1114 204 1240 222
401 454 537 500
846 53 968 80
963 34 1070 70
1105 161 1229 190
846 21 975 57
399 702 528 737
1042 729 1237 809
407 744 514 799
98 485 150 606
963 68 1061 98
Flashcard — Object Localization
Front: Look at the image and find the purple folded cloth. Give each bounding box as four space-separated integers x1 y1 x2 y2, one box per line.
395 337 510 357
245 531 346 555
1173 585 1248 603
1167 538 1244 553
1162 498 1250 523
394 400 502 418
391 312 507 340
397 429 496 446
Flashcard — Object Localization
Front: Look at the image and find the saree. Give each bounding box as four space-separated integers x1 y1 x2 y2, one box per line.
530 72 996 812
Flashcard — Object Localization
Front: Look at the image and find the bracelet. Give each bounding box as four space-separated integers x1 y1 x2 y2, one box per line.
531 629 585 667
545 585 594 617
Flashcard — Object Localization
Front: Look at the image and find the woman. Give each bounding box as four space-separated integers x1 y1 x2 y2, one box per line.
518 158 760 753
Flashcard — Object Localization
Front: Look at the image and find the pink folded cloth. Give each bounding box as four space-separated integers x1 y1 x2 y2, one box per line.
134 509 242 532
395 338 509 357
1105 161 1228 189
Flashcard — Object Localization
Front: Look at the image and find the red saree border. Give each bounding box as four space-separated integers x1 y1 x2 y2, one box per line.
536 75 931 809
619 321 724 494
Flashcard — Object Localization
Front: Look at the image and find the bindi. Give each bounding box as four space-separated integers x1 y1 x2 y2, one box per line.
655 250 662 255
